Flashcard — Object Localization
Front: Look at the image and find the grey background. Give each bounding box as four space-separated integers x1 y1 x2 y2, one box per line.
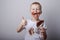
0 0 60 40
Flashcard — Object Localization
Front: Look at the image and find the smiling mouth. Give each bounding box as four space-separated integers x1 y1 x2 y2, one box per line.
32 13 40 15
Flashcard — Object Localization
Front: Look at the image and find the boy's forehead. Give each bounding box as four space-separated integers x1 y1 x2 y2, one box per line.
31 4 40 6
31 4 40 8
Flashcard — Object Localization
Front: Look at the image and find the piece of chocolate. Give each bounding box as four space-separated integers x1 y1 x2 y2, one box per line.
36 20 44 27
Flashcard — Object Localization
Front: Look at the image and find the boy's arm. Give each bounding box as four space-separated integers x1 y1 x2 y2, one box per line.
16 23 25 33
16 17 27 33
38 20 47 40
40 27 47 40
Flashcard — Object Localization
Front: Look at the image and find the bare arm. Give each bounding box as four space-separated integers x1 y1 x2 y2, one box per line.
16 23 25 33
16 17 27 33
40 28 47 40
37 20 47 40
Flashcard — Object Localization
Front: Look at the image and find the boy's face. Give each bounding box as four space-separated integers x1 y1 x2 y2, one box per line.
30 4 42 20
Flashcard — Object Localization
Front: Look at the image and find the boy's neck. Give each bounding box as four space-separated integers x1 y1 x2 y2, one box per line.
31 18 40 22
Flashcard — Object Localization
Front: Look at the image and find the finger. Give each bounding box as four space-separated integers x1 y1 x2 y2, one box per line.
22 16 25 20
22 16 27 22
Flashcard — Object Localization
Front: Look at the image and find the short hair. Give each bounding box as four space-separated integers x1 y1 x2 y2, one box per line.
31 2 42 10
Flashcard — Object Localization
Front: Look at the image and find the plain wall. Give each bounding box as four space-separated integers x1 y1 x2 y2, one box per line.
0 0 60 40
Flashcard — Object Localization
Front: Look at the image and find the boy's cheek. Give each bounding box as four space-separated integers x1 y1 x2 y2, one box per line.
31 10 34 13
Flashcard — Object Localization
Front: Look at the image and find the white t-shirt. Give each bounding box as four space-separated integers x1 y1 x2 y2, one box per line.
24 19 47 40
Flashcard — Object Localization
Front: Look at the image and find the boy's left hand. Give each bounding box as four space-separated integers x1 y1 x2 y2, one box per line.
40 27 45 33
39 27 47 40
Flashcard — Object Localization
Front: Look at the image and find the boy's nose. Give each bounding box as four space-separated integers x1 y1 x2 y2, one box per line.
34 10 37 13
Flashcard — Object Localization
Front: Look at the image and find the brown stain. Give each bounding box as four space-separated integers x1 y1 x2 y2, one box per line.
36 20 44 27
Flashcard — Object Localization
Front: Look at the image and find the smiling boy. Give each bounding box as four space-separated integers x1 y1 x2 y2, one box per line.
17 2 47 40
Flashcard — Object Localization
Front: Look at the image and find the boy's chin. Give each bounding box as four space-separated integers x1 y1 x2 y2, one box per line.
34 18 39 20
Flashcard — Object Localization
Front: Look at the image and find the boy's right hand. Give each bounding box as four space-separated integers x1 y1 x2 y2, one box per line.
21 16 27 26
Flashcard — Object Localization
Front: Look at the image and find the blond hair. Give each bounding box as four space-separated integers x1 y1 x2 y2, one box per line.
31 2 42 10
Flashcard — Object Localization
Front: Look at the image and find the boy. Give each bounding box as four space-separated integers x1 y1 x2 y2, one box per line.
17 2 47 40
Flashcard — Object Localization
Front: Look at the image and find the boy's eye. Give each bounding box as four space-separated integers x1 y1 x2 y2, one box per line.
32 9 35 10
32 8 40 10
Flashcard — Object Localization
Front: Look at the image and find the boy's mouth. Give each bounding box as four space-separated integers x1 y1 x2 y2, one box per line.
32 13 40 15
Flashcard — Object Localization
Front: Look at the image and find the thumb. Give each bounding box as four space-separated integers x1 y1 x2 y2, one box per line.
22 16 25 20
22 16 27 21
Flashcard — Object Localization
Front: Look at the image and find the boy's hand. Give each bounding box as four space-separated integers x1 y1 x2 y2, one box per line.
40 27 45 33
16 16 27 32
21 16 27 26
29 27 34 35
39 27 47 40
